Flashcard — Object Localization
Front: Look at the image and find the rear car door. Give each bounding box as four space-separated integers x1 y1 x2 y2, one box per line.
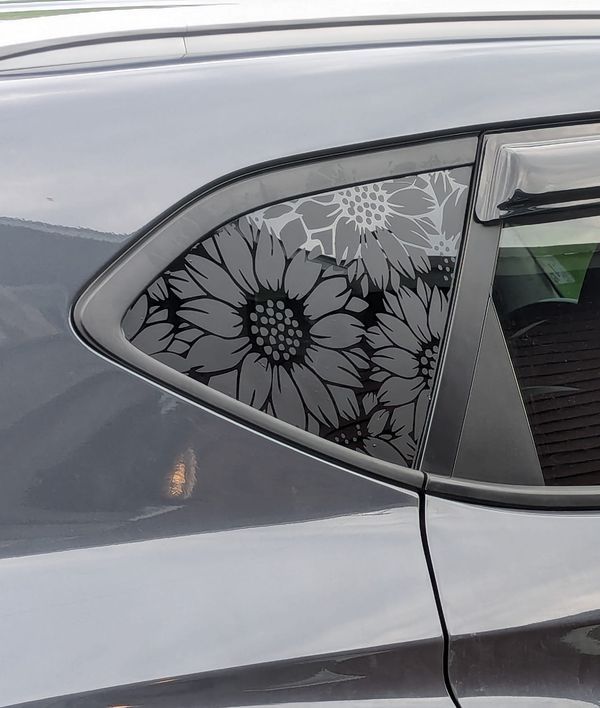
424 123 600 705
0 30 477 705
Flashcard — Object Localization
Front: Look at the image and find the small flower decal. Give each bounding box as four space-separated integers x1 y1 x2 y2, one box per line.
368 278 448 440
123 166 470 469
327 393 417 466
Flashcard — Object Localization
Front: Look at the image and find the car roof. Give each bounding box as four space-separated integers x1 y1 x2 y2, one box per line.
1 0 600 69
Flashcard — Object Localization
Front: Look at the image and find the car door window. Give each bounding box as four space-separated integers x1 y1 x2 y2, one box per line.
124 168 470 468
493 214 600 485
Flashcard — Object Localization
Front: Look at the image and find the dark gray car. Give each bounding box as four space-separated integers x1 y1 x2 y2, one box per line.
2 2 600 706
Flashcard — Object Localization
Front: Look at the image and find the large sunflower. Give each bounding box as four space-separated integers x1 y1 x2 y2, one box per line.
127 217 367 432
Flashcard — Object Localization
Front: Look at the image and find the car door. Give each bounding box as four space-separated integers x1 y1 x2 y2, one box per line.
0 36 476 701
66 138 474 708
423 122 600 705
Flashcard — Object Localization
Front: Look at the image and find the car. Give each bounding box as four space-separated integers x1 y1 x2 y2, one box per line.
2 1 600 705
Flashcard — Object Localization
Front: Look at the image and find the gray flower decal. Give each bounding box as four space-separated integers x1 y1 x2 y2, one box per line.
123 165 470 469
328 393 416 466
368 278 448 440
126 218 366 430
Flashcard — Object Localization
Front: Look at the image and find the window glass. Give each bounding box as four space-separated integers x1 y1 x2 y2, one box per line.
493 214 600 485
124 167 470 468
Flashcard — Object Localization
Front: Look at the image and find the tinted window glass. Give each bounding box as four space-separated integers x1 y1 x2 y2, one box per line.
124 167 470 468
493 214 600 485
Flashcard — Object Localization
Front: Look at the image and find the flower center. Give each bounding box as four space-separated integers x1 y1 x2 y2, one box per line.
429 235 457 257
248 297 305 364
335 182 389 231
417 340 440 386
330 420 369 448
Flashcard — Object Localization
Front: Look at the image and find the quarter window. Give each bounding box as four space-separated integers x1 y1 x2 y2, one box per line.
493 214 600 486
124 168 470 468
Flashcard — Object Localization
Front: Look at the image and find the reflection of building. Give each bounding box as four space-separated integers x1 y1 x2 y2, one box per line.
0 217 397 559
0 218 190 551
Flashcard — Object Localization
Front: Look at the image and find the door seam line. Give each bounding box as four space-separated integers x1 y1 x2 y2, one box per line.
418 489 461 708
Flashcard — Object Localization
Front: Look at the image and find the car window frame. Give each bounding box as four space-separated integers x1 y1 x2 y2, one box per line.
424 120 600 510
73 134 477 491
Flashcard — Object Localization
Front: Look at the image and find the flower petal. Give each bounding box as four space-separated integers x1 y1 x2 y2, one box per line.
296 197 338 230
405 244 431 274
306 346 361 387
310 314 363 349
178 298 242 338
375 229 415 279
272 366 307 428
363 391 378 414
307 414 321 434
237 217 256 246
255 224 286 290
280 218 308 258
303 277 350 320
177 327 203 343
208 369 238 398
390 432 416 465
387 214 432 249
428 286 447 338
347 297 368 313
329 386 360 421
361 236 389 289
123 293 148 339
148 276 169 302
146 307 168 325
203 237 222 263
168 269 205 300
373 315 420 352
153 351 187 370
364 436 407 465
185 255 246 307
290 363 338 426
366 325 393 350
387 185 436 216
238 352 272 410
214 225 259 294
284 249 322 299
131 322 172 355
335 218 362 263
368 409 389 436
187 335 250 373
391 405 414 434
396 287 430 342
372 347 419 378
378 375 424 406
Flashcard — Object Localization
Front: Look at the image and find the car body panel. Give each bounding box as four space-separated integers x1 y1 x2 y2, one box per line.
3 4 600 706
427 495 600 704
4 39 600 236
1 494 453 706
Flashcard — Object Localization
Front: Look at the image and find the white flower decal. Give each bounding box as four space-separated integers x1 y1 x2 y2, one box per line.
123 166 470 469
249 167 470 290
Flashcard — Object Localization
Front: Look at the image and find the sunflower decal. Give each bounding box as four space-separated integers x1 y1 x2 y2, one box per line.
123 166 470 468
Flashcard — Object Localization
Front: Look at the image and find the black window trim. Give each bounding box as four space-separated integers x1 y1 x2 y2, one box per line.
73 134 477 492
424 121 600 510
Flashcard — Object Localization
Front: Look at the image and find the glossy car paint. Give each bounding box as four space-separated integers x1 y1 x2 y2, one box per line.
3 4 600 706
427 495 600 705
0 216 446 704
5 39 600 235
